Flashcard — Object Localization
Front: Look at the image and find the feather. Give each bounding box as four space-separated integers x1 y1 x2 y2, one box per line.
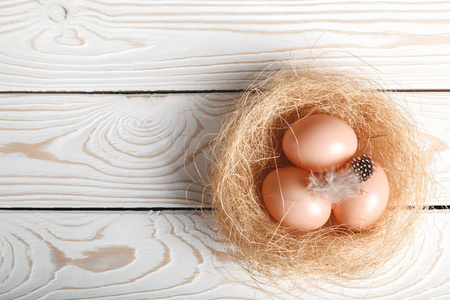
306 166 361 205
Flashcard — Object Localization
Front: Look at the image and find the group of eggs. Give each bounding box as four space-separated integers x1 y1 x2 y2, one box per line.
262 114 390 231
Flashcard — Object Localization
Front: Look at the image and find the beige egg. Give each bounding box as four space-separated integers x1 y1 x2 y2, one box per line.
283 114 358 172
333 164 390 230
262 167 332 231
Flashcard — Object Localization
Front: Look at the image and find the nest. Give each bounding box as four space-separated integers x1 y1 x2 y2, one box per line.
208 68 429 281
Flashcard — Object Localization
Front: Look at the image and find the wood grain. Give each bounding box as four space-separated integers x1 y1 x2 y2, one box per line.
0 92 448 207
0 211 448 299
0 93 237 207
1 0 450 91
401 92 450 207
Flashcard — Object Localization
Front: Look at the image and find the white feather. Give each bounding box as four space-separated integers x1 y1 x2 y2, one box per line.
306 167 361 204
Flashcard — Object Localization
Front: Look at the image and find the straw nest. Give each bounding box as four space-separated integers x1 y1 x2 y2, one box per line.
208 68 429 280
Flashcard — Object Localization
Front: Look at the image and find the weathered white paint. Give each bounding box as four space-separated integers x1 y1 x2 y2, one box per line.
0 92 447 207
0 93 237 207
1 0 450 91
0 1 448 297
0 211 448 299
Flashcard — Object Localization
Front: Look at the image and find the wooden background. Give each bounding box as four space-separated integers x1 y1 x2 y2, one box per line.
0 0 449 298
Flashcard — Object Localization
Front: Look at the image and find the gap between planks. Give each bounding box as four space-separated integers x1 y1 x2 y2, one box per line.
0 206 447 212
1 89 450 94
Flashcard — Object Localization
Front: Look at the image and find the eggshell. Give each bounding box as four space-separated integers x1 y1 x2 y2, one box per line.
283 114 358 172
332 164 389 230
262 167 332 231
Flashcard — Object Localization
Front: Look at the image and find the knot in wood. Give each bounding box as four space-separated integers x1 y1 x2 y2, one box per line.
47 4 67 23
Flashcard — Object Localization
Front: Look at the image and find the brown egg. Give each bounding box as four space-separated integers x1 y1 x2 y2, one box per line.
262 167 332 231
333 164 390 230
283 114 358 172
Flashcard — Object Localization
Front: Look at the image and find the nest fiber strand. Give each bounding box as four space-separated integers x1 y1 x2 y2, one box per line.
209 68 428 280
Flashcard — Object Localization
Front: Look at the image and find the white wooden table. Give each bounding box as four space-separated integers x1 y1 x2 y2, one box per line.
0 1 449 299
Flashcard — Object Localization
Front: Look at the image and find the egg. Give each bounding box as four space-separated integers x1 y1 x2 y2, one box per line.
283 114 358 172
332 164 389 230
262 167 332 231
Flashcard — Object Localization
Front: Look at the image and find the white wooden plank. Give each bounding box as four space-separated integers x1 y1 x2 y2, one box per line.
0 93 236 207
400 93 450 207
0 211 448 299
0 92 448 207
1 0 450 91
